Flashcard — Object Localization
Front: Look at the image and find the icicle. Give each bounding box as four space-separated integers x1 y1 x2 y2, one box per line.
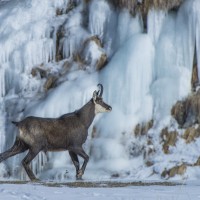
0 109 5 153
53 26 58 61
88 0 111 40
175 0 195 71
31 152 47 177
147 9 167 45
194 0 200 81
0 68 5 97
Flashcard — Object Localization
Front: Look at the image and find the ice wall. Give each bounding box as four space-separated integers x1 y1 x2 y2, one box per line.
191 0 200 79
0 0 200 180
149 2 195 118
0 0 70 96
0 0 70 178
90 34 154 174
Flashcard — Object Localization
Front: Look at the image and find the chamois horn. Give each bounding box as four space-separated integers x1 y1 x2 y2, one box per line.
97 84 103 97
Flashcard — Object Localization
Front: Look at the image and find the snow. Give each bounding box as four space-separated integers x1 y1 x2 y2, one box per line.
0 182 200 200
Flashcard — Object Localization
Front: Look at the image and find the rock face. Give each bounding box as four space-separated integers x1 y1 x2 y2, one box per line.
56 26 65 62
171 101 186 127
44 75 58 91
165 88 200 178
191 63 199 92
182 126 200 144
171 90 200 128
109 0 183 30
110 0 183 11
191 44 199 91
31 65 49 78
160 128 178 154
134 120 154 137
161 164 187 178
80 36 107 70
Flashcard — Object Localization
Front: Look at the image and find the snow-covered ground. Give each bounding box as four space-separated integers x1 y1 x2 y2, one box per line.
1 0 200 182
0 181 200 200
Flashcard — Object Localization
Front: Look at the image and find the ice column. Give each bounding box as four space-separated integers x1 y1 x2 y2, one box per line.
148 9 167 45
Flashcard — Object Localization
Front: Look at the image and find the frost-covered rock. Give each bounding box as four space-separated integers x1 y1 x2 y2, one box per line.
171 90 200 128
161 164 187 179
81 36 107 70
182 126 200 144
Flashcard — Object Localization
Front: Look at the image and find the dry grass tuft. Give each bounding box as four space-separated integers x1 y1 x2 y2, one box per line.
109 0 183 12
160 128 178 154
182 126 200 143
161 164 187 178
134 119 154 137
171 90 200 128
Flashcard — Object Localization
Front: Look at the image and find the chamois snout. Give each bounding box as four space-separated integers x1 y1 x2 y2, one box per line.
102 102 112 112
107 105 112 111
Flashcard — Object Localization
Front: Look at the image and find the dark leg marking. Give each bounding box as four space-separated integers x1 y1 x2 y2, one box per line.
69 151 80 177
22 149 40 181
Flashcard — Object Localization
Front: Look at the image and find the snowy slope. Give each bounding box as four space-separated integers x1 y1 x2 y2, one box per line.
0 181 200 200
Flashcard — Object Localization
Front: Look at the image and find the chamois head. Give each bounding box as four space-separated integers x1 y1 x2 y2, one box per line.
93 84 112 114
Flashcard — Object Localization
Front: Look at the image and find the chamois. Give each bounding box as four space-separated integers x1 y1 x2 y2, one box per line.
0 84 112 181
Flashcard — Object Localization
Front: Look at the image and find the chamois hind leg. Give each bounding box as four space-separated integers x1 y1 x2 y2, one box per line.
0 137 28 163
69 151 80 178
22 149 40 181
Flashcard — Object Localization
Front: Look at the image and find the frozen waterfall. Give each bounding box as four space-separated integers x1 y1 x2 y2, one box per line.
0 0 200 180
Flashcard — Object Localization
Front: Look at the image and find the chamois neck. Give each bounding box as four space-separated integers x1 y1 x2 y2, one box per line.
77 99 95 128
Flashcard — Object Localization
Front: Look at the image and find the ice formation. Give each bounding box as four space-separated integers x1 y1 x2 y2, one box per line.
0 0 200 181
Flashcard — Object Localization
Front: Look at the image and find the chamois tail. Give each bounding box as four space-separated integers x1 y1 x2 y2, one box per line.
12 121 20 126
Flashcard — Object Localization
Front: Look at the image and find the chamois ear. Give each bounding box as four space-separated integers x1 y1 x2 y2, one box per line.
93 91 97 102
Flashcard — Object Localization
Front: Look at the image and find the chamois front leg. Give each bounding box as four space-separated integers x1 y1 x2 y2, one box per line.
69 151 80 177
70 147 89 179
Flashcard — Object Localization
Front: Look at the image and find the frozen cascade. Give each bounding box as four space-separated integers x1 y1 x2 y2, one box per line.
0 103 5 153
0 0 70 179
192 0 200 79
148 9 167 45
62 11 89 59
93 34 154 173
1 0 200 180
0 0 70 96
100 34 154 128
88 0 111 40
88 0 143 57
150 2 197 118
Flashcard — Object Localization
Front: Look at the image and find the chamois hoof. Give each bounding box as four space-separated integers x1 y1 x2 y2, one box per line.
76 176 83 180
76 170 83 180
31 178 41 183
